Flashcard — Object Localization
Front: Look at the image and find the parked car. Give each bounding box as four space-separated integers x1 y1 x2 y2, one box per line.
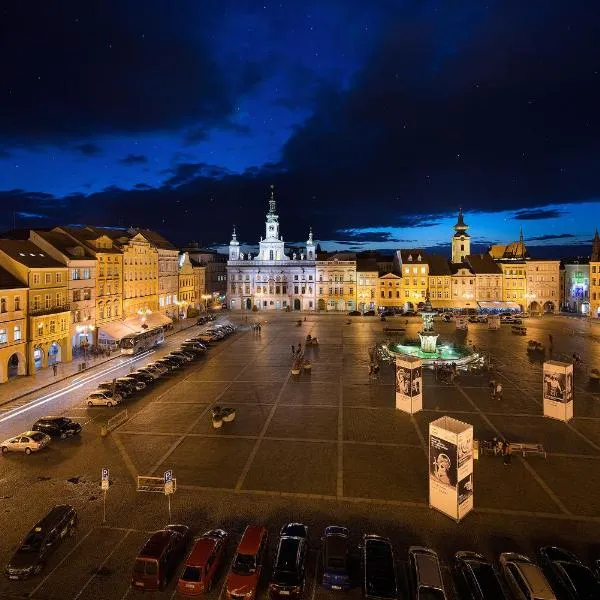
269 523 308 599
171 349 196 362
145 362 168 376
321 526 351 591
158 356 182 369
152 358 177 371
86 391 122 407
499 552 556 600
169 352 193 364
538 546 600 600
226 525 268 600
118 376 146 392
363 310 376 317
404 311 417 317
363 535 397 600
181 343 206 354
132 524 190 591
408 546 447 600
1 431 51 455
97 381 134 399
128 371 155 386
5 505 77 579
454 551 507 600
32 416 81 439
177 529 228 596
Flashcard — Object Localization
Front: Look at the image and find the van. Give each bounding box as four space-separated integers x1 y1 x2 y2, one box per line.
226 525 268 600
131 525 190 591
5 505 77 579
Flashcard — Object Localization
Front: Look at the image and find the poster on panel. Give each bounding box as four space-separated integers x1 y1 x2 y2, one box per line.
488 315 500 330
429 417 474 522
395 356 422 414
455 316 468 330
543 360 573 422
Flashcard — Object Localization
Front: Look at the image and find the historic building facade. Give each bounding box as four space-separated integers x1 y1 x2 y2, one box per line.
562 260 590 314
0 240 71 375
31 230 97 351
227 189 318 311
0 266 27 383
589 230 600 319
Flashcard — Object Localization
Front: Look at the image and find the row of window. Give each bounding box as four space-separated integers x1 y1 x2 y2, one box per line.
32 272 64 285
72 289 92 302
31 295 67 311
0 297 21 312
35 318 67 337
0 325 22 344
158 295 178 307
72 268 92 280
97 301 120 321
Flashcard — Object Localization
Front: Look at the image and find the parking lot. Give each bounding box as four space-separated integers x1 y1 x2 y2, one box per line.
0 313 599 599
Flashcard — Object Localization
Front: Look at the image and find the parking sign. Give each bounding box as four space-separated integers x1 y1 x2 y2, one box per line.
101 468 110 491
102 468 109 481
164 470 173 484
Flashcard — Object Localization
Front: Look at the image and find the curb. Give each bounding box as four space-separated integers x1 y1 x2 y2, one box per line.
0 319 198 408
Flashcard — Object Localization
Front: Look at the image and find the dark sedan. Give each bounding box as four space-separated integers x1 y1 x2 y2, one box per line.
321 526 351 591
32 417 81 439
539 546 600 600
454 551 507 600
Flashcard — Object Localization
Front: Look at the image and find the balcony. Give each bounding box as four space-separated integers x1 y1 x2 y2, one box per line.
29 303 71 317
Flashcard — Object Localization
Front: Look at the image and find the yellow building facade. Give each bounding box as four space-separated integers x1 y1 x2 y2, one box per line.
498 262 527 309
0 240 71 376
378 273 402 308
591 230 600 319
398 251 429 310
0 268 28 383
120 233 159 318
178 252 195 317
58 227 124 340
316 257 357 311
356 259 378 312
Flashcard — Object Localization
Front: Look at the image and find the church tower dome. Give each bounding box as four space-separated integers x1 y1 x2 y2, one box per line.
228 225 240 261
451 208 470 264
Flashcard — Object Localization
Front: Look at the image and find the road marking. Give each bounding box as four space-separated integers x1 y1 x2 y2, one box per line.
454 381 572 516
111 432 139 482
29 526 95 598
73 529 133 600
410 414 428 457
310 550 321 600
337 375 344 498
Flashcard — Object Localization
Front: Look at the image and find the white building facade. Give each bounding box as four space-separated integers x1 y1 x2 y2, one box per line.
227 190 317 311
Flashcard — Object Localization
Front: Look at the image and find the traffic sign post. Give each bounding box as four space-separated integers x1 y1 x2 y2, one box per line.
164 470 174 521
101 468 110 523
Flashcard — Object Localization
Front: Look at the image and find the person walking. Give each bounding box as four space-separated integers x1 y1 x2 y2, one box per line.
291 344 295 356
297 342 302 355
495 381 503 401
52 363 58 376
548 333 553 354
503 441 512 466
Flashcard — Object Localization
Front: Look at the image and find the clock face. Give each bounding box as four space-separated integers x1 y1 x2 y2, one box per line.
269 225 274 232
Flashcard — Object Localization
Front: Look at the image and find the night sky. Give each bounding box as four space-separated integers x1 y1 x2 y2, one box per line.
1 1 599 256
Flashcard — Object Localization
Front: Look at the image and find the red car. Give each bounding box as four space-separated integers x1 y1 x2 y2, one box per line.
225 525 268 600
177 529 228 596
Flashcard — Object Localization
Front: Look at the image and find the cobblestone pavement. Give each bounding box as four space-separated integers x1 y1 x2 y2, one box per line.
0 313 598 599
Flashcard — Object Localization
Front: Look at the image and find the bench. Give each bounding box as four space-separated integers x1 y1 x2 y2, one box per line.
383 327 406 333
509 442 547 458
476 440 546 458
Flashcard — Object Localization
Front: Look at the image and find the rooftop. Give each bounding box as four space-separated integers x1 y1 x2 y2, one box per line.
0 265 27 289
0 240 65 268
34 230 96 260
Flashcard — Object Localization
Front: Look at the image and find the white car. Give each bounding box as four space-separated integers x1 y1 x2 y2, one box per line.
86 391 122 407
1 431 51 455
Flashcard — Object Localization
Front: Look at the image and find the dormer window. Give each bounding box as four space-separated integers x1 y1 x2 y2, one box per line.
417 254 421 261
408 255 412 261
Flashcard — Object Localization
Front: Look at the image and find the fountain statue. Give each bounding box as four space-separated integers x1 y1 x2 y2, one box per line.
418 292 439 353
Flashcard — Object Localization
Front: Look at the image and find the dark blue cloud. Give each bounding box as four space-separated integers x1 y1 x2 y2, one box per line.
514 209 564 221
75 143 102 157
119 154 148 166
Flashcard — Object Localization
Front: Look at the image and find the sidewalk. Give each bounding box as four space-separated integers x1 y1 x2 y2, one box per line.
0 318 199 405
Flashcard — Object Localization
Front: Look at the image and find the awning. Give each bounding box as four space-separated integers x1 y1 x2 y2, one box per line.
144 313 173 328
477 301 521 310
98 320 138 341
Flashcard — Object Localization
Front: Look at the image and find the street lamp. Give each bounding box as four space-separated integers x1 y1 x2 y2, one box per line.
76 323 95 352
201 294 212 313
175 299 188 319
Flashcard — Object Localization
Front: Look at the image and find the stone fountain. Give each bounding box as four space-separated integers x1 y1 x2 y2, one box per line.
418 292 439 353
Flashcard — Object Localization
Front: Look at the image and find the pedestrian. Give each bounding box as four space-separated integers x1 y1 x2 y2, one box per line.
549 333 553 353
298 342 302 354
489 378 496 397
492 436 499 456
52 363 58 376
495 381 502 401
291 344 295 356
503 441 512 466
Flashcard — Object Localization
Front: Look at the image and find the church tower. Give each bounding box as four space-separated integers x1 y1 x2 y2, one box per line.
591 228 600 262
228 225 240 261
259 185 287 261
305 227 315 261
451 208 470 264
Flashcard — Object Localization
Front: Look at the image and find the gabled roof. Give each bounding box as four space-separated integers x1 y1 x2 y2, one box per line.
426 254 452 276
450 262 474 275
0 240 65 268
465 253 502 274
132 228 178 251
399 249 427 263
58 226 122 254
34 230 96 260
489 240 527 260
0 265 27 289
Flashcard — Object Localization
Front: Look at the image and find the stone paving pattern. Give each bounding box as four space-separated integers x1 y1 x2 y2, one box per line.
0 313 598 599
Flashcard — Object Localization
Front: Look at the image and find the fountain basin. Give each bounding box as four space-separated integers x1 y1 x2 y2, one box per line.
388 340 480 368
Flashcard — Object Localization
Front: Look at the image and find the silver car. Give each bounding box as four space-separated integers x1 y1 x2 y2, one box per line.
1 431 51 455
499 553 556 600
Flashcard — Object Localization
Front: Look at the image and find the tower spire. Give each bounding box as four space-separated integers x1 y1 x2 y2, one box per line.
592 228 600 262
268 184 276 216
